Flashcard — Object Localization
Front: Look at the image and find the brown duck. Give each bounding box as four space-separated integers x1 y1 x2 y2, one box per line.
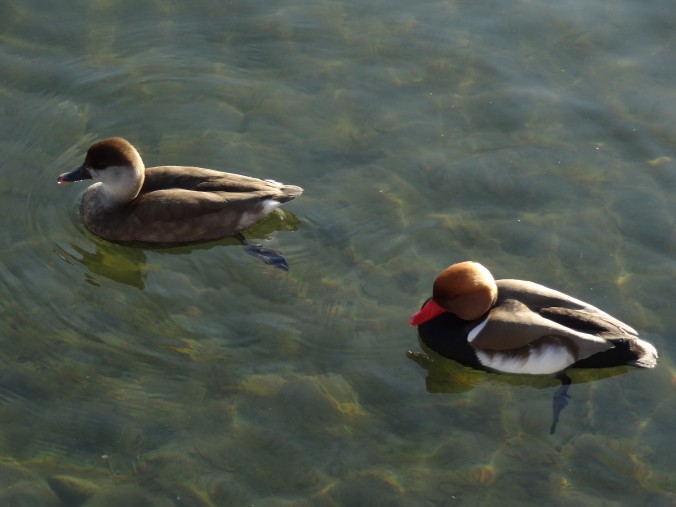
58 137 303 268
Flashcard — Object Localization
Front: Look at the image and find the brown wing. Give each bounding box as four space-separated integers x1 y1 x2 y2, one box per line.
128 189 265 225
143 166 300 196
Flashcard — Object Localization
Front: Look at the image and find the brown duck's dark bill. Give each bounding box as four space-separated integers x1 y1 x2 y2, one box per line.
57 164 91 184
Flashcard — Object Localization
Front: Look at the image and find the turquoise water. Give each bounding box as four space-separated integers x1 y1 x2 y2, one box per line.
1 0 675 505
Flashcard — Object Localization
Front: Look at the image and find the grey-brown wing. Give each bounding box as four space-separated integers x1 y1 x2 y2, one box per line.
539 306 639 339
470 299 613 358
497 279 637 336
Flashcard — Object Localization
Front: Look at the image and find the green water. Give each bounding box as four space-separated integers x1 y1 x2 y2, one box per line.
0 0 674 505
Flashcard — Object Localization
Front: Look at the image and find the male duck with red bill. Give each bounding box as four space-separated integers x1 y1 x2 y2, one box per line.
409 261 658 433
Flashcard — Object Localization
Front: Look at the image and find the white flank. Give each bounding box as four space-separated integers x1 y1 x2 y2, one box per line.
476 345 575 375
261 199 282 214
237 199 281 230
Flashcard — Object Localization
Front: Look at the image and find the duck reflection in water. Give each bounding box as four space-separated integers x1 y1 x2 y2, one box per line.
407 342 638 434
54 209 301 289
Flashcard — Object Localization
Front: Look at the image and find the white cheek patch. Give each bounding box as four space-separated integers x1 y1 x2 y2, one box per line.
92 166 138 202
476 345 575 375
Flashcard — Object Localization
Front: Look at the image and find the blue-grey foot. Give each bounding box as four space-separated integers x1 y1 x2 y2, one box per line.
243 244 289 271
549 373 572 434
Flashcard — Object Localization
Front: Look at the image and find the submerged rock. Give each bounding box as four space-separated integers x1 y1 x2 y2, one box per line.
80 484 174 507
47 475 100 506
320 471 431 507
0 461 40 487
0 480 60 507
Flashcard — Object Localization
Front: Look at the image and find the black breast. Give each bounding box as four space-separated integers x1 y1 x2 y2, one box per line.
417 308 484 370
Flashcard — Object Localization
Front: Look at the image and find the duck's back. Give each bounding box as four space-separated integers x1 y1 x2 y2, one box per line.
495 279 639 338
142 166 303 201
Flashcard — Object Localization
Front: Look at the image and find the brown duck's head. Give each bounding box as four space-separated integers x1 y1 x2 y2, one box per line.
58 137 144 184
58 137 146 203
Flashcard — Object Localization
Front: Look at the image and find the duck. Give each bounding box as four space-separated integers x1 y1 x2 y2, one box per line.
410 261 658 375
58 137 303 268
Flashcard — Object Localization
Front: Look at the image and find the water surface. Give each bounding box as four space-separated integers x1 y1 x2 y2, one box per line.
0 0 675 505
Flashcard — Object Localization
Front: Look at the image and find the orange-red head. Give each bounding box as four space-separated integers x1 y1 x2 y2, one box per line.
410 261 498 325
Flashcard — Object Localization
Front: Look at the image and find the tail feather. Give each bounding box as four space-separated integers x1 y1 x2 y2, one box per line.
630 338 658 368
276 184 303 203
572 338 658 369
